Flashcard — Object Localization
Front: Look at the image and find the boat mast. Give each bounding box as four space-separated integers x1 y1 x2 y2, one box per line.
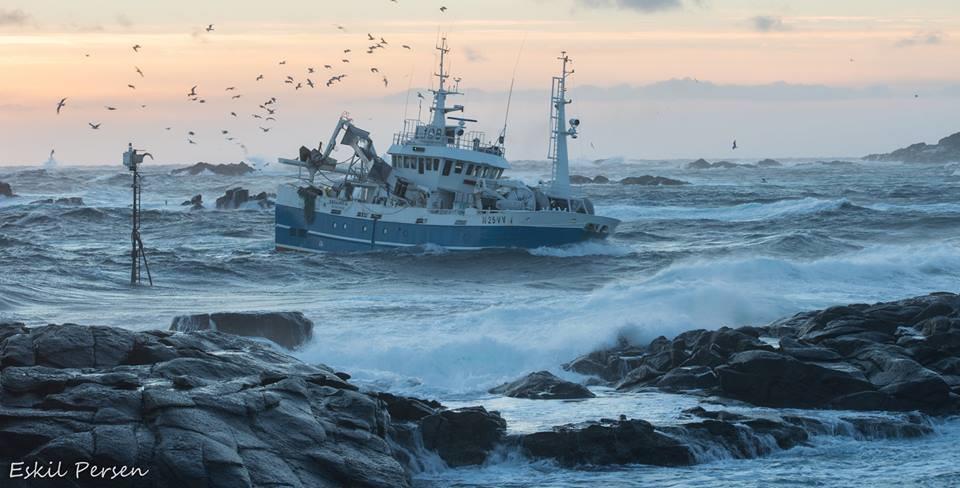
429 37 456 132
548 52 577 197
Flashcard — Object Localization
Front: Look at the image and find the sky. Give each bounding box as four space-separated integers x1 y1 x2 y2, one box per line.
0 0 959 165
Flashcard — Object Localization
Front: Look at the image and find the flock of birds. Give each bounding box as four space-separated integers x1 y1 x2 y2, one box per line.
52 4 453 158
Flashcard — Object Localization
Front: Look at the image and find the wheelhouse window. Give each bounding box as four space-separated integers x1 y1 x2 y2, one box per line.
443 160 452 176
432 158 440 171
465 164 474 176
454 161 464 174
418 157 425 174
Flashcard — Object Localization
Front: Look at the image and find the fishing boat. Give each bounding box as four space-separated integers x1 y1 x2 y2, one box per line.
274 39 619 252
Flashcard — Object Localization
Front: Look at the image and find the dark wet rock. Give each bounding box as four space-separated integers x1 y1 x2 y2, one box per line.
756 158 782 167
29 197 84 206
171 161 255 176
817 160 857 166
567 293 960 413
654 366 718 391
570 175 612 184
215 187 275 209
374 392 442 422
716 350 874 408
489 371 595 400
864 131 960 163
0 324 420 487
170 311 314 350
619 175 689 186
419 406 506 467
520 418 694 467
0 181 13 197
181 193 203 210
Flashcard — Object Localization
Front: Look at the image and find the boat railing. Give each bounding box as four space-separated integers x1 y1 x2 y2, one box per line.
393 120 503 156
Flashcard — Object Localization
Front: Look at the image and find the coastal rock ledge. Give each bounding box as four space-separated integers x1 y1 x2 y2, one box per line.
565 292 960 414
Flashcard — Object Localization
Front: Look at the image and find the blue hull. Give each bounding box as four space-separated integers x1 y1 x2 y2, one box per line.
274 204 601 252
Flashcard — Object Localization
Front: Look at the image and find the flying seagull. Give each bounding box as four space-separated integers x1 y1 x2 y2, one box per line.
105 106 117 110
230 111 237 117
307 78 315 88
88 122 101 129
188 85 197 97
256 74 264 81
368 33 375 41
232 94 242 99
371 67 379 73
135 66 144 77
206 24 214 32
732 140 738 150
440 6 447 12
260 126 271 132
188 139 196 144
132 44 141 52
402 45 411 50
279 60 286 65
383 76 389 88
56 98 67 114
127 84 136 90
225 86 236 91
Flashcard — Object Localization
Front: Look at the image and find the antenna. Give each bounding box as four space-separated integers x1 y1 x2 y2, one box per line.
499 33 527 151
123 143 153 286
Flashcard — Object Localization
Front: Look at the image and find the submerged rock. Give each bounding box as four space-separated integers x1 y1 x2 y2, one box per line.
570 175 612 184
171 161 255 176
29 197 84 206
489 371 595 400
619 175 689 186
0 181 13 197
686 159 752 169
756 158 782 167
170 311 314 350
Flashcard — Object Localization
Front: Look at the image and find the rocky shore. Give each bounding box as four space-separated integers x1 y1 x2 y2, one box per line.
2 293 958 485
565 292 960 413
864 131 960 163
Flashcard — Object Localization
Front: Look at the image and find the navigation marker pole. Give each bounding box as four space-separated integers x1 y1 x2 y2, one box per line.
123 143 154 286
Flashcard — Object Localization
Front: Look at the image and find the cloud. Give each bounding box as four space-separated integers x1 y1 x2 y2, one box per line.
577 0 684 13
895 31 944 48
750 15 790 32
463 47 486 63
0 8 30 26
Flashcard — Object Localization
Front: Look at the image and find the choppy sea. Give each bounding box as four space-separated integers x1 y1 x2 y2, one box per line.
2 157 959 486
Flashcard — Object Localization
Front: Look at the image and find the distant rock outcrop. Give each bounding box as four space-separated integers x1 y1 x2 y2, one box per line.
756 159 782 167
170 311 314 350
171 162 256 176
0 181 13 197
489 371 595 400
864 131 960 163
215 187 275 209
619 175 689 186
687 159 753 169
29 197 84 206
